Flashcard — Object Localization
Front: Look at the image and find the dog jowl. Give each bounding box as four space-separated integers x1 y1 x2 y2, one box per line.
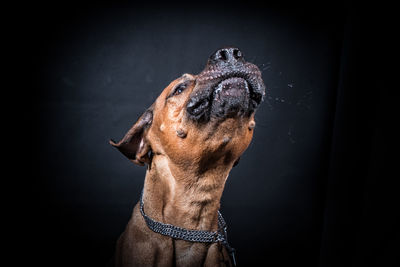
110 47 265 267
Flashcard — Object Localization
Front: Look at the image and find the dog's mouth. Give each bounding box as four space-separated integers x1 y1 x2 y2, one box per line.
187 63 265 121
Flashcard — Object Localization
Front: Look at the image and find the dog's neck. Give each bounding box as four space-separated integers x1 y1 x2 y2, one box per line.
142 154 232 231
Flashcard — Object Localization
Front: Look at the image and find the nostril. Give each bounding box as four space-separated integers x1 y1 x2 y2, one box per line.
233 48 242 60
209 47 243 63
218 49 228 61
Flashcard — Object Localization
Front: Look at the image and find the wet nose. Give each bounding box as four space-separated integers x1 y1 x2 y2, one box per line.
209 47 244 65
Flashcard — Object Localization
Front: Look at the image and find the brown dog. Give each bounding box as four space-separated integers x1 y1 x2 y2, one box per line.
110 47 265 266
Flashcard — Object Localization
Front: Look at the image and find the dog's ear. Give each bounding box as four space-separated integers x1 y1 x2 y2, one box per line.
110 107 153 166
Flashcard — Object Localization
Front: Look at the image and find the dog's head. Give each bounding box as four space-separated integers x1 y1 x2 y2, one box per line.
110 47 265 170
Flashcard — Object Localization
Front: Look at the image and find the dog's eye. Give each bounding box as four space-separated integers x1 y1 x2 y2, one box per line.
172 83 187 96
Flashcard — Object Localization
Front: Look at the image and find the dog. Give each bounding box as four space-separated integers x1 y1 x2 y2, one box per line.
110 47 265 266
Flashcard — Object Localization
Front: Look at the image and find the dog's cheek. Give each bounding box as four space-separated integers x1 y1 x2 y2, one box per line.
151 119 187 160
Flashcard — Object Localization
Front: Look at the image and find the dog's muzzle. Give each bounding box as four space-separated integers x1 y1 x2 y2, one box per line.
187 47 265 121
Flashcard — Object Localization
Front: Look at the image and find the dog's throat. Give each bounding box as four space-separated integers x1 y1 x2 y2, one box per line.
142 155 236 262
145 155 230 228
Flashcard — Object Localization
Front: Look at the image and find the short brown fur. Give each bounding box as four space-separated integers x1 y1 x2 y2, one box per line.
111 49 263 266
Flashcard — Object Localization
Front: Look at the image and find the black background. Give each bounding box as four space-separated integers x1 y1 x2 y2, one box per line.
16 1 396 266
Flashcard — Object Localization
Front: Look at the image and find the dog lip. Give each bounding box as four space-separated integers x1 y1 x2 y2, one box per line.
210 71 263 107
214 77 248 94
186 97 210 118
197 63 265 104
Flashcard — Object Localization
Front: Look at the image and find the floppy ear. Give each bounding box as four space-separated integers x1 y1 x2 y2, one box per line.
110 107 153 166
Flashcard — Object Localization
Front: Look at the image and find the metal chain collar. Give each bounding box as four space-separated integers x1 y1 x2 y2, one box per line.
139 190 236 266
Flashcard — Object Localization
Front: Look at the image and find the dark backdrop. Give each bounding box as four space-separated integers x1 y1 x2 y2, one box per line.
21 1 395 266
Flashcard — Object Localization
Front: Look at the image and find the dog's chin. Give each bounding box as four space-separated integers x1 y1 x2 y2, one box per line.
210 77 250 118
